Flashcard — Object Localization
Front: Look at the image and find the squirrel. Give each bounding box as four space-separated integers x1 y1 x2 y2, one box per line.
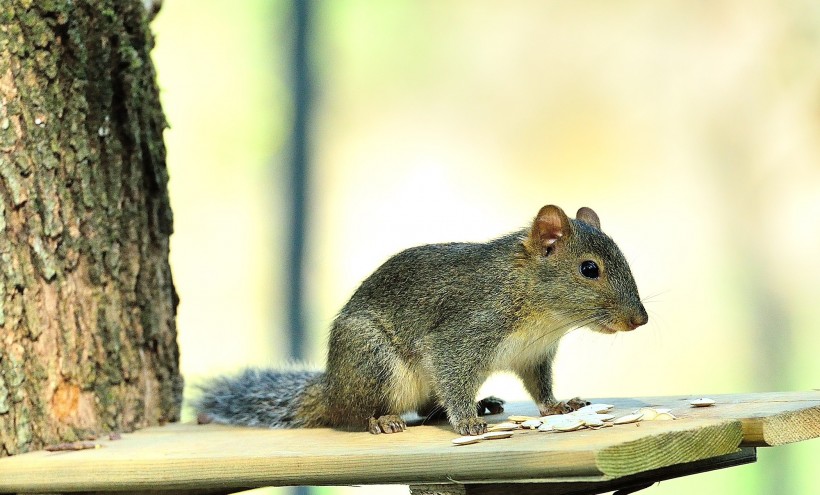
195 205 647 436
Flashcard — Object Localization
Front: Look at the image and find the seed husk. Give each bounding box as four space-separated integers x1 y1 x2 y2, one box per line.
613 413 644 425
482 431 514 440
690 398 716 407
552 418 585 431
452 436 482 446
488 422 520 432
577 403 614 414
508 415 538 423
637 408 659 420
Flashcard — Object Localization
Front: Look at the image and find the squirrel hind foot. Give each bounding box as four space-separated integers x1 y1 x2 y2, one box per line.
477 396 506 416
368 415 407 434
419 396 506 422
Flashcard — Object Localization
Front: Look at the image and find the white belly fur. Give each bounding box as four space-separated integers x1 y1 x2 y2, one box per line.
386 314 566 412
387 358 433 412
491 312 567 372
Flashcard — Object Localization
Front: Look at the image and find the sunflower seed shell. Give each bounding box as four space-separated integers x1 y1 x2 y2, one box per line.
452 436 482 446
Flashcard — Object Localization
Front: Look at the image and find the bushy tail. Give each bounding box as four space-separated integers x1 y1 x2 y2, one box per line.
194 368 323 428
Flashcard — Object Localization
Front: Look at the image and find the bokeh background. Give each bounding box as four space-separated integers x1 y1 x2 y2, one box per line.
151 1 820 494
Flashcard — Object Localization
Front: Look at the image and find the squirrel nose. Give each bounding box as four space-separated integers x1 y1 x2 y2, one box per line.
627 304 648 330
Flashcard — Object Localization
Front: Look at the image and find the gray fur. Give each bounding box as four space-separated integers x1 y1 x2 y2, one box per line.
194 205 646 435
195 369 320 428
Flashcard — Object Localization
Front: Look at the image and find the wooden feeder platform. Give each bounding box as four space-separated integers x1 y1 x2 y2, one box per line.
0 391 818 495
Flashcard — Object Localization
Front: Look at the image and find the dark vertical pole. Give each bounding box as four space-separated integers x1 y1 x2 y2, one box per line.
287 2 312 494
287 0 311 362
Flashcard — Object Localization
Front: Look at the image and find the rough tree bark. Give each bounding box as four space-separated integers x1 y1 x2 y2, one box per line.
0 0 181 455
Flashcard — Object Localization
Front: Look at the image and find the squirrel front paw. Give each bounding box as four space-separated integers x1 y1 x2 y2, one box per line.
367 415 407 434
454 417 488 436
538 397 591 416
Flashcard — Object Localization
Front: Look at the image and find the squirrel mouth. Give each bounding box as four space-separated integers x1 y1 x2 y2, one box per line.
589 322 619 334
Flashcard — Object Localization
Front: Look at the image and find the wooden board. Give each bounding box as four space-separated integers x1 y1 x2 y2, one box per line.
485 390 820 447
0 419 742 492
0 391 817 493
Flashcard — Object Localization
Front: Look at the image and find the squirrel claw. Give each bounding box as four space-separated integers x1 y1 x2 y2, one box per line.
368 415 407 434
539 397 591 416
455 417 488 436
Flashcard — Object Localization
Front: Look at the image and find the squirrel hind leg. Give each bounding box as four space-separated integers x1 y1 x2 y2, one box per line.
368 415 407 434
325 314 425 432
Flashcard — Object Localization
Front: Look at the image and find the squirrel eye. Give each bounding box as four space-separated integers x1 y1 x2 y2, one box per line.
580 260 599 279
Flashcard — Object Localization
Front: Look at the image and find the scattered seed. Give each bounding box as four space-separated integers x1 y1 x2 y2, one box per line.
452 436 482 446
554 424 584 433
508 415 538 423
577 403 614 414
591 422 614 429
541 415 572 426
690 398 716 407
537 423 554 432
637 407 659 421
487 422 519 432
482 431 514 440
44 441 101 452
613 413 644 425
553 418 585 432
521 419 542 429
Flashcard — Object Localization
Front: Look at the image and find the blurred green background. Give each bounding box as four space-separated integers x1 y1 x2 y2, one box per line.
151 1 820 494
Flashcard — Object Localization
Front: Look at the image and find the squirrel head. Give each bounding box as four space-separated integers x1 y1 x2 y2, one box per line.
523 205 648 334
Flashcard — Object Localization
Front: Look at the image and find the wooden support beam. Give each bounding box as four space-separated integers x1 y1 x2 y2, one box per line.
409 448 756 495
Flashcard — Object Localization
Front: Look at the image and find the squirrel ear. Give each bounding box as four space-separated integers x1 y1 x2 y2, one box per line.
576 207 601 230
531 205 571 255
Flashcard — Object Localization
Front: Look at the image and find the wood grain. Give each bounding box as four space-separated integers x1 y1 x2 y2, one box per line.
0 419 741 492
488 390 820 447
0 391 816 493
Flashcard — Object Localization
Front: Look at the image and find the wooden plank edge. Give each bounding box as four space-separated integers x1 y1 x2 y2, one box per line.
595 419 743 478
0 450 603 492
60 490 243 495
741 405 820 447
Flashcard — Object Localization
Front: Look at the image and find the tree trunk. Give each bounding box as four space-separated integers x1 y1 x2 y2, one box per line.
0 0 181 455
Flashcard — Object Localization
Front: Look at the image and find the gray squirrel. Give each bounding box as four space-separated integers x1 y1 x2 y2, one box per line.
195 205 647 435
